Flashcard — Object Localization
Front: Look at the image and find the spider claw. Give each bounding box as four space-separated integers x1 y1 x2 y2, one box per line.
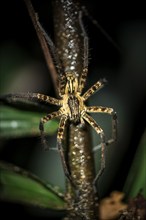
43 144 49 151
100 78 108 84
41 139 49 151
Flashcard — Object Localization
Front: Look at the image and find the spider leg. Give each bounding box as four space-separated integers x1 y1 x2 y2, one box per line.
87 106 117 150
82 113 106 185
78 11 89 94
36 19 63 76
0 93 62 106
57 116 76 188
39 110 62 150
58 74 67 97
24 0 59 93
78 68 88 94
82 78 107 101
36 93 62 106
35 16 66 97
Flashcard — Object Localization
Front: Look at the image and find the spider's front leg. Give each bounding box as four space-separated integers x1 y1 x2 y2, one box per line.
0 92 62 106
87 106 117 151
82 113 106 185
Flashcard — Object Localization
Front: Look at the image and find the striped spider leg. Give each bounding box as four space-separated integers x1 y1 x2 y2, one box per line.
84 104 117 185
78 10 118 185
80 77 117 185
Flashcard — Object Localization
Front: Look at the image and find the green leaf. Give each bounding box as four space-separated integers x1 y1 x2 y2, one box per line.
0 106 58 138
0 161 65 210
123 130 146 198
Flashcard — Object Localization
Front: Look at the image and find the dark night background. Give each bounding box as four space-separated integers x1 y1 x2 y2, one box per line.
0 0 146 219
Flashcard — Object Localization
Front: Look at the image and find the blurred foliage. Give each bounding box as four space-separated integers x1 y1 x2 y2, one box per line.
0 161 65 210
0 44 29 93
0 106 58 138
123 130 146 198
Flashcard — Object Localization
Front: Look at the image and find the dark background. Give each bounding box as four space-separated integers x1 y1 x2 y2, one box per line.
0 0 146 219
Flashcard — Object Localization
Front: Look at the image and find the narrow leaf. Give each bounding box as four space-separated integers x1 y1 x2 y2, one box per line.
0 106 58 138
123 131 146 198
0 161 65 210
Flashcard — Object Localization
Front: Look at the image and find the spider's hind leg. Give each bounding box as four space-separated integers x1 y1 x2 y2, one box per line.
106 110 117 146
39 110 62 150
57 116 77 189
83 113 106 185
86 106 117 151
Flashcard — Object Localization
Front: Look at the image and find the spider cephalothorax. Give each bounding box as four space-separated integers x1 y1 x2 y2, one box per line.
66 94 80 123
62 73 84 123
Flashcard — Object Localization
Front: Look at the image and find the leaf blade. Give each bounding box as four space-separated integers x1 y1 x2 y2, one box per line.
0 106 58 138
0 161 65 210
123 131 146 198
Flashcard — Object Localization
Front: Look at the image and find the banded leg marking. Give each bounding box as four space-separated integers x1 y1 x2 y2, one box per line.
83 78 107 101
39 110 62 150
78 68 88 93
57 116 76 188
57 115 68 141
83 113 106 185
0 93 61 106
87 106 113 114
58 74 67 97
87 106 117 149
37 93 62 106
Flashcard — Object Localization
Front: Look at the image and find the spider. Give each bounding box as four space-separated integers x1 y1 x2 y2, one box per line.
1 3 117 187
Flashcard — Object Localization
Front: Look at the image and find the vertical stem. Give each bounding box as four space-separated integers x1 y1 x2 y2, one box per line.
53 1 99 219
53 0 83 75
65 123 99 219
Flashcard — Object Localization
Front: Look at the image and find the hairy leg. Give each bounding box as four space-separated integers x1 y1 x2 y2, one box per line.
83 113 106 185
82 78 107 101
39 110 62 150
57 116 76 188
0 93 62 106
87 106 117 150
